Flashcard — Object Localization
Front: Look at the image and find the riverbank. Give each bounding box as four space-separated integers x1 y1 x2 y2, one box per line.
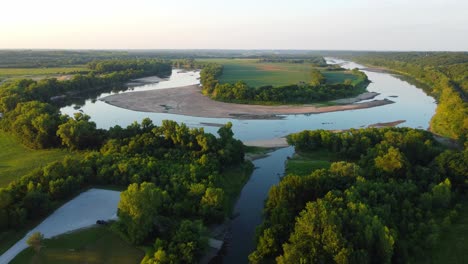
101 85 394 120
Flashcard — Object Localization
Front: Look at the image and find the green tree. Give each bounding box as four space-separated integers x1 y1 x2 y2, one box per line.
169 220 208 264
200 187 224 221
310 69 326 86
56 113 102 150
27 232 44 253
374 147 406 173
23 191 51 218
1 101 60 148
117 182 168 244
432 179 452 209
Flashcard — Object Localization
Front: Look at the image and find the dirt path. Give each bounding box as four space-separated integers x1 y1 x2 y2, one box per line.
101 85 394 120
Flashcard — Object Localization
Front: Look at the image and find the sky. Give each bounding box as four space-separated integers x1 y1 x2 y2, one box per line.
1 0 467 51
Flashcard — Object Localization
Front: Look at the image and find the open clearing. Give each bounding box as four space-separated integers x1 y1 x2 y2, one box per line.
0 67 87 82
199 58 358 87
0 131 79 187
10 226 143 264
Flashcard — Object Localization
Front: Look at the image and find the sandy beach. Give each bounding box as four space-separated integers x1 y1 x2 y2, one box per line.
368 120 406 128
101 85 394 120
243 137 289 148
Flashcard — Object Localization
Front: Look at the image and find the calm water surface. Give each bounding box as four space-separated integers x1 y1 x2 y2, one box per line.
60 58 437 263
61 59 436 141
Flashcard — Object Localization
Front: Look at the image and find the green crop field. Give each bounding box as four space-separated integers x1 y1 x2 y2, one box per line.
0 131 79 187
0 66 87 82
199 58 358 87
322 71 360 85
11 226 144 264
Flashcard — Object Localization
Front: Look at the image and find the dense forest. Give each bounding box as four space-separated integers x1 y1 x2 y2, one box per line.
345 52 468 141
0 50 328 68
199 63 369 104
250 128 467 263
0 58 251 263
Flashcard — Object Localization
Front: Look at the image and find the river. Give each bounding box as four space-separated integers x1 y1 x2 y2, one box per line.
61 59 436 142
57 58 436 263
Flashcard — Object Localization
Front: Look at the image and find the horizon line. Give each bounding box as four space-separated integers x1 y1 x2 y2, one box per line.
0 48 467 52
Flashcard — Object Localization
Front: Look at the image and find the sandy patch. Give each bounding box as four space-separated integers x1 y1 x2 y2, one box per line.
243 137 289 148
368 120 406 128
332 92 380 104
200 122 225 128
101 85 394 120
0 189 121 264
125 76 168 87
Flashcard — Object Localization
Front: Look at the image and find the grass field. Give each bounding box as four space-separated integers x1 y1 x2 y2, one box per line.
0 131 79 188
199 58 358 87
286 149 336 176
0 66 87 82
11 226 144 264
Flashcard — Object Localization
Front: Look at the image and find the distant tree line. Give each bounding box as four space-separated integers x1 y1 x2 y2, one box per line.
250 128 467 263
199 63 369 104
257 56 327 66
0 50 130 68
87 59 171 74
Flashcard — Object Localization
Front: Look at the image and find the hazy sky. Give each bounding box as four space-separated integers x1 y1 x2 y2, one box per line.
1 0 467 50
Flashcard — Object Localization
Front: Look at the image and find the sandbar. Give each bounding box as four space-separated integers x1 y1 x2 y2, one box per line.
101 85 394 120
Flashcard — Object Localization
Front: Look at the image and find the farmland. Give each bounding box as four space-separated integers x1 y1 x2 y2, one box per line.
0 67 87 82
199 58 358 87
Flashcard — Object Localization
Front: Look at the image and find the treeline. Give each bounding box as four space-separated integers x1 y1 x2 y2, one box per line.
257 56 327 66
348 52 468 141
250 128 467 263
0 50 130 68
199 64 369 104
87 59 171 74
0 119 247 263
0 50 247 68
0 60 172 148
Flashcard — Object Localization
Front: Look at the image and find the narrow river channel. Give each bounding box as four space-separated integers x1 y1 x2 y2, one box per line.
222 147 295 263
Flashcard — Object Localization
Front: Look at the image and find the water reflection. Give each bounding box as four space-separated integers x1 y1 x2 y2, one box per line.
61 59 436 142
